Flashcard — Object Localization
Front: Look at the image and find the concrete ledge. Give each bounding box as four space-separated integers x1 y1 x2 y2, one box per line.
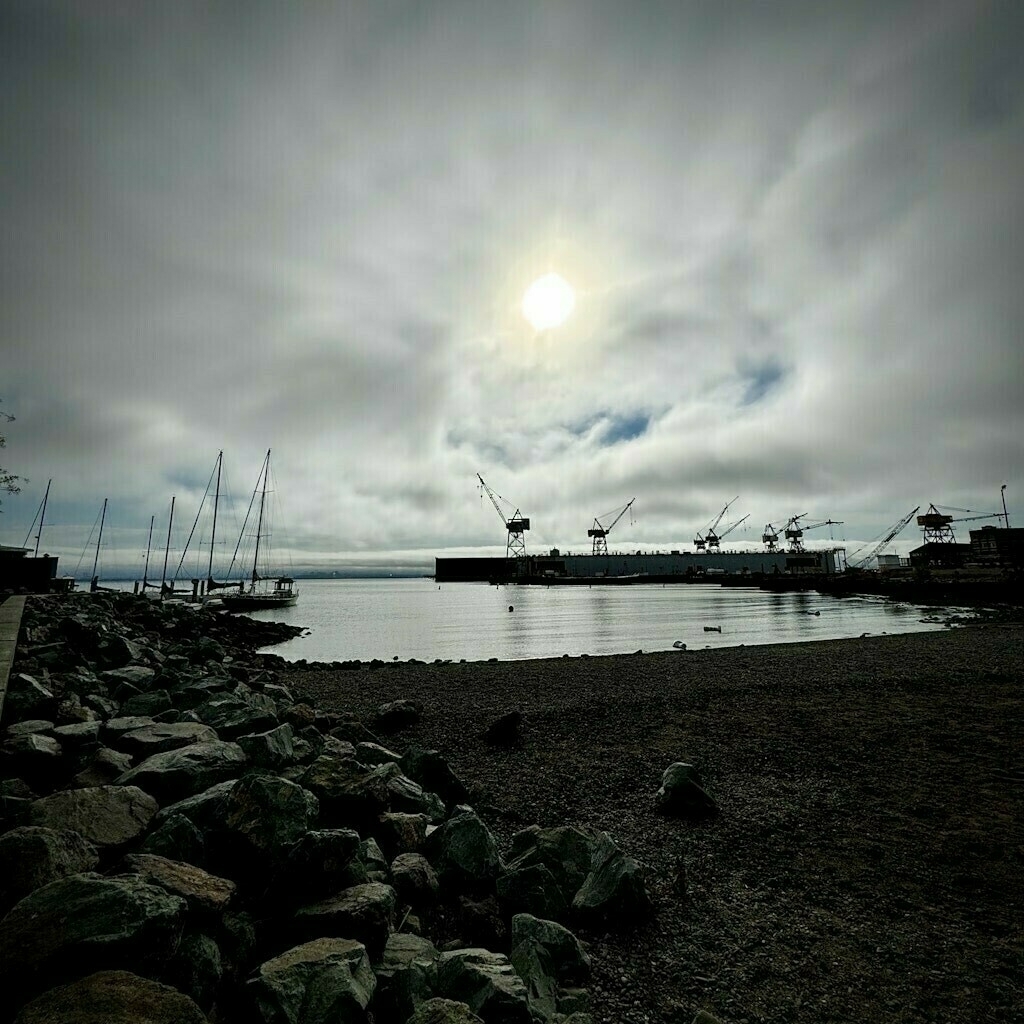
0 596 27 722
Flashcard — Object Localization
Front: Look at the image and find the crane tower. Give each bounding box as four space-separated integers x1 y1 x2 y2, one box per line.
588 498 635 556
477 474 530 562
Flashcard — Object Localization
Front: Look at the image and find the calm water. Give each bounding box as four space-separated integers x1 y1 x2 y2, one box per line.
223 578 961 663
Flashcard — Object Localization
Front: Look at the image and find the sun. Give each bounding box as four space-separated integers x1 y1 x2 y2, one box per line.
522 272 576 331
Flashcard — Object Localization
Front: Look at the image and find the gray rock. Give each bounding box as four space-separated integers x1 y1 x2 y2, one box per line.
373 932 439 1021
510 914 590 985
102 716 158 743
94 634 144 669
0 874 186 999
376 811 430 858
355 741 401 766
496 863 568 923
28 785 158 848
294 881 397 958
4 719 55 738
654 762 719 819
165 930 222 1010
248 937 375 1024
117 690 173 718
360 837 389 883
141 812 207 866
237 722 295 770
571 832 652 923
1 733 63 781
101 664 158 689
505 825 599 906
225 771 318 858
423 807 502 893
0 826 99 913
113 740 247 802
374 699 423 733
122 853 237 915
193 689 278 739
152 778 238 831
400 747 471 808
72 747 134 788
52 720 102 747
114 722 220 758
283 829 363 903
435 948 532 1024
12 969 207 1024
2 673 57 721
406 998 485 1023
391 852 441 909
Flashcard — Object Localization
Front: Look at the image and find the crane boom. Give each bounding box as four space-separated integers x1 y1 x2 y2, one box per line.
849 506 920 569
715 513 750 543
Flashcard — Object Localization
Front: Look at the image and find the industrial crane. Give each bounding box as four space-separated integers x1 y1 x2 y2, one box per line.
588 498 635 556
477 474 530 560
785 514 843 553
707 513 749 550
917 503 1001 544
762 522 781 552
847 506 920 569
694 497 738 553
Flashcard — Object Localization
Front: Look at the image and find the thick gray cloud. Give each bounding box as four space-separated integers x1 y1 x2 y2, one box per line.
3 0 1021 575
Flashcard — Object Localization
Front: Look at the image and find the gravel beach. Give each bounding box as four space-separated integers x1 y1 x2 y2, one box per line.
284 624 1024 1024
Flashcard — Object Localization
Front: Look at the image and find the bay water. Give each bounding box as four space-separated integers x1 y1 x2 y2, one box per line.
228 578 959 663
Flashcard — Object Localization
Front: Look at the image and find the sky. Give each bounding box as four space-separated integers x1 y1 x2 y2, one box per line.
2 0 1022 578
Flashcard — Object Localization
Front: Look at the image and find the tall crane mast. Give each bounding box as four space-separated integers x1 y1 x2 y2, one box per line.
762 522 781 552
694 497 738 553
785 514 843 553
588 498 635 556
707 513 749 550
848 506 920 569
477 474 530 561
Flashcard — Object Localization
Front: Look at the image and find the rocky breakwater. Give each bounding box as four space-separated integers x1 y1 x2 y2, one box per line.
0 592 660 1024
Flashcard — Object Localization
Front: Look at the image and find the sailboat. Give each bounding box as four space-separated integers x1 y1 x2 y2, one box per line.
219 449 298 612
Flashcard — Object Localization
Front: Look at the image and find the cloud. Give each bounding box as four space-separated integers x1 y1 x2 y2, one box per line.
2 1 1021 574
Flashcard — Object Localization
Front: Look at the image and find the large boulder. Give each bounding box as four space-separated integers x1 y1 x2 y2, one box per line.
247 938 375 1024
280 829 363 904
406 999 485 1024
372 932 439 1021
496 863 567 923
193 689 278 740
400 747 471 810
423 807 502 894
293 881 396 958
435 949 532 1024
72 747 134 788
0 874 186 1001
113 740 247 802
113 722 219 759
141 812 207 866
504 826 595 904
2 673 58 722
0 826 99 913
653 762 719 820
509 914 591 1021
27 786 158 848
121 853 237 916
12 969 207 1024
237 722 296 771
217 773 319 878
571 833 651 924
373 699 422 733
391 852 441 910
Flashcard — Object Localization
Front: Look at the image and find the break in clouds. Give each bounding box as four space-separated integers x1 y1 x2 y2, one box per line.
2 1 1022 573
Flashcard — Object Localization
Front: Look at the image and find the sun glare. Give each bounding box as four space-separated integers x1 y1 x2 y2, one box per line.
522 272 576 331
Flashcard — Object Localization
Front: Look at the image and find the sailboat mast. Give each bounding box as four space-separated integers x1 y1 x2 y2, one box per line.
34 479 51 557
142 515 155 588
251 449 270 585
162 496 175 596
91 498 108 584
207 450 222 591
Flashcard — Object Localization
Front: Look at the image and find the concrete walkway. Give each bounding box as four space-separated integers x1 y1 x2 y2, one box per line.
0 596 27 721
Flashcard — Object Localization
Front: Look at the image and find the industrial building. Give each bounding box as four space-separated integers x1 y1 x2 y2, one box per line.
435 547 843 583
